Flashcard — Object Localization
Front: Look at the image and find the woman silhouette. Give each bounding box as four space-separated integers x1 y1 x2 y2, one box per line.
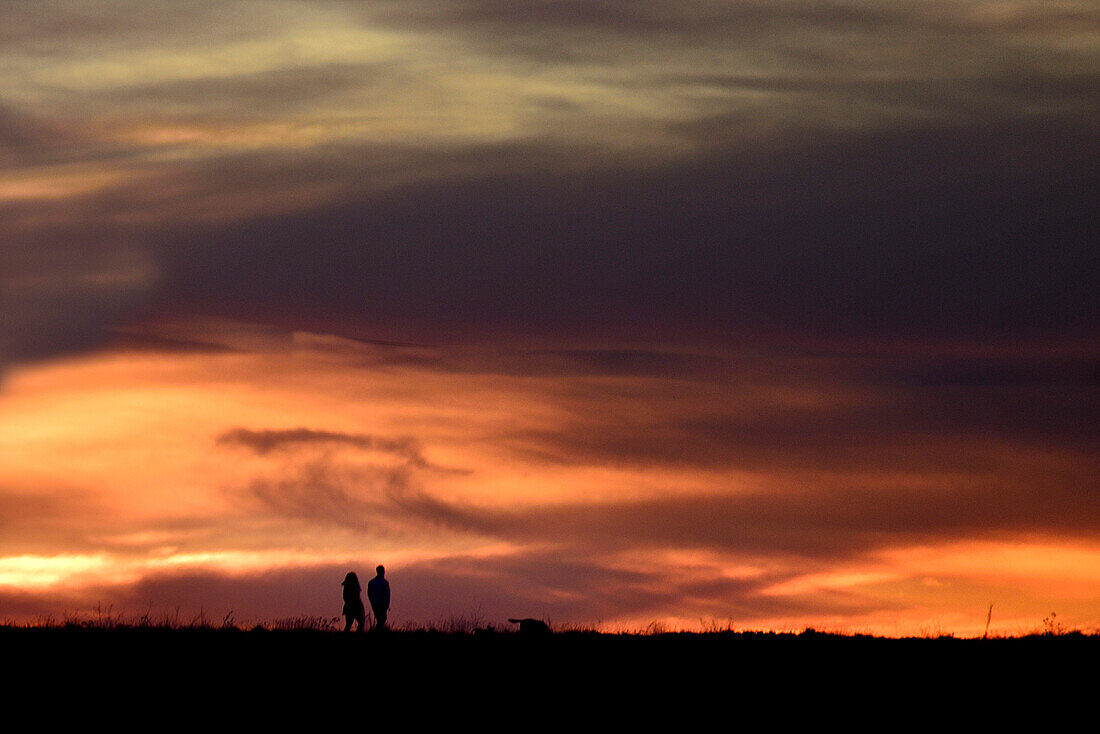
341 572 366 632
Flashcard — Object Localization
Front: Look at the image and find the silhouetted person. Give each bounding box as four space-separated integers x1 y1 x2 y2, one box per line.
341 572 365 632
367 565 390 630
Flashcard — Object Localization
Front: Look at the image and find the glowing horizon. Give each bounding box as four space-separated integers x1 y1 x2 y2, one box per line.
1 321 1095 636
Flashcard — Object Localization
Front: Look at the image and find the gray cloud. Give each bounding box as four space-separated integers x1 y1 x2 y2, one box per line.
0 104 80 164
515 384 1099 473
220 418 1097 564
0 242 158 373
359 0 1100 123
243 462 395 530
228 442 478 534
129 118 1096 347
364 347 738 380
204 340 1098 563
2 1 1097 366
113 565 347 625
0 1 244 48
389 475 1099 563
0 589 71 622
217 427 429 463
74 550 893 627
240 461 488 539
91 62 402 119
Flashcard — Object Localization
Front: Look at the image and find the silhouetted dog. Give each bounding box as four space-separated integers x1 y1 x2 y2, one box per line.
508 618 551 635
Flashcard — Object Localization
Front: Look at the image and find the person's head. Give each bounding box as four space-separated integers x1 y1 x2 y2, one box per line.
376 565 385 577
342 572 359 586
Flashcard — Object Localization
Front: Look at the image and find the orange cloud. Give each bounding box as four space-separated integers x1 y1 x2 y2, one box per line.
1 322 1096 633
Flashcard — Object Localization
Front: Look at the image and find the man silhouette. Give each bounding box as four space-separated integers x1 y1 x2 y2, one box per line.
367 564 390 630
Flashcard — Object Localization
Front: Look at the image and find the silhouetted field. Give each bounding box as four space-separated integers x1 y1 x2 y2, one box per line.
6 623 1094 719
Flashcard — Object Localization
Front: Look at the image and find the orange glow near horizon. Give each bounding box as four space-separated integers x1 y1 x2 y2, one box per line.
1 321 1096 636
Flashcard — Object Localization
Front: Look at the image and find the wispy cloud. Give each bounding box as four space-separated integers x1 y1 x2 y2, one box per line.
217 427 428 464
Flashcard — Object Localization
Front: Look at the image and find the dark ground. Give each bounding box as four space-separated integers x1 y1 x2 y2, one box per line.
5 626 1093 723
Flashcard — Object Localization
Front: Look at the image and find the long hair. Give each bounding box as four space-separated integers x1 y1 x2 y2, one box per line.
341 572 360 590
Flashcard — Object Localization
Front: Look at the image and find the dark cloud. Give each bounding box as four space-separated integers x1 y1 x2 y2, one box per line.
375 347 737 380
224 447 1097 569
243 462 396 530
116 565 345 624
0 104 76 161
208 342 1097 563
93 62 402 118
358 1 1008 52
392 476 1100 563
854 354 1100 389
516 383 1099 472
221 405 1096 563
386 550 864 625
81 560 646 626
0 589 73 622
530 349 733 380
234 455 479 535
86 549 893 627
98 326 238 354
0 1 232 46
0 245 158 369
2 1 1097 365
136 117 1098 347
217 427 428 464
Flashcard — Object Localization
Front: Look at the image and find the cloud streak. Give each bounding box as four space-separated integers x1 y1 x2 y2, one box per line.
217 427 430 465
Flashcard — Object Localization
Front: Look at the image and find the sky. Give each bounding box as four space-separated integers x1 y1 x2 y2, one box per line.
1 1 1097 635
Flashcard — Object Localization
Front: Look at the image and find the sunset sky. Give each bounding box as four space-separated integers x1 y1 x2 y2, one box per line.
1 1 1097 635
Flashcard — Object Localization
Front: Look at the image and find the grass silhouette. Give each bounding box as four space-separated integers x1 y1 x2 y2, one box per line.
5 616 1095 721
